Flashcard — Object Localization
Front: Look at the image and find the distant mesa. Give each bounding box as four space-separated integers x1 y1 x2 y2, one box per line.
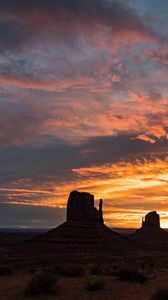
67 190 104 223
130 211 168 244
16 199 168 260
142 211 160 231
36 190 135 251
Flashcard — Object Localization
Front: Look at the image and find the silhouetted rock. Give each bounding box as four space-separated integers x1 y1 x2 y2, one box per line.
67 190 103 223
141 211 160 231
130 211 168 248
35 190 136 251
99 199 103 224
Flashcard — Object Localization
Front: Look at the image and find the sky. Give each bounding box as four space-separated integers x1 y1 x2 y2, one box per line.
0 0 168 228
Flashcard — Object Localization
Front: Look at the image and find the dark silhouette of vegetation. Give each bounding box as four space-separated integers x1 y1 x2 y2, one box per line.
0 266 12 276
24 272 57 296
117 268 147 284
90 265 114 276
150 288 168 300
90 265 103 275
86 278 105 291
52 265 84 277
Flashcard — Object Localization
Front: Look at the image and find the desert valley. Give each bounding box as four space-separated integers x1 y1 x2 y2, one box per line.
0 191 168 300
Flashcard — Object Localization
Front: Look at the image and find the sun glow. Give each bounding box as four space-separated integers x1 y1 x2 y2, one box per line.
1 157 168 228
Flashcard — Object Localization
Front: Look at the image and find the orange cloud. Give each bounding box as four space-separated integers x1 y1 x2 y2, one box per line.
1 88 168 147
0 75 96 92
135 135 156 144
0 86 168 148
71 158 168 227
1 157 168 228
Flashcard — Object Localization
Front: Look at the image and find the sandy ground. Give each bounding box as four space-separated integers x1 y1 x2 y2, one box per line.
0 270 167 300
0 233 168 300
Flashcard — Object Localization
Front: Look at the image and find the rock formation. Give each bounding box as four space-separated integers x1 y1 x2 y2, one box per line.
130 211 168 247
67 190 103 223
35 190 135 251
141 211 160 231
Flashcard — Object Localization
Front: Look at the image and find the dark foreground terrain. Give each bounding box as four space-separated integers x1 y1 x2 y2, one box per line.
0 230 168 300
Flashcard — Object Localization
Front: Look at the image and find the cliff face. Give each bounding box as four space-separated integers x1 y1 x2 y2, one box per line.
130 211 168 246
142 211 160 230
67 190 103 223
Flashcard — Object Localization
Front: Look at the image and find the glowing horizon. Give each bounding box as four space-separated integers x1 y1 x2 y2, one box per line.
1 157 168 228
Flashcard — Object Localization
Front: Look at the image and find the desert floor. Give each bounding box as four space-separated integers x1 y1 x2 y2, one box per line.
0 269 168 300
0 233 168 300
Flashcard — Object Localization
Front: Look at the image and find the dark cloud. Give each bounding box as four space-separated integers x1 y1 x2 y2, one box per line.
0 203 65 228
88 134 168 162
0 20 25 51
0 0 158 52
0 100 50 147
0 134 167 187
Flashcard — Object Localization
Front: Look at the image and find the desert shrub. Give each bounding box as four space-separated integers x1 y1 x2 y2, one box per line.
0 266 12 276
90 265 114 276
86 278 105 291
90 265 102 275
24 272 57 296
117 268 147 284
53 265 84 277
150 288 168 300
28 268 38 275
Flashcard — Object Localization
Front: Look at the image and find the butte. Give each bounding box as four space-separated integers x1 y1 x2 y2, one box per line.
130 211 168 249
34 190 136 252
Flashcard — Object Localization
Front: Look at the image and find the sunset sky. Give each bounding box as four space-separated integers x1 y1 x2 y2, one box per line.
0 0 168 228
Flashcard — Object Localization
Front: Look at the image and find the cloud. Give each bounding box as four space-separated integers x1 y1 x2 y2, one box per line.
0 3 167 149
0 88 168 147
0 75 95 92
1 154 168 227
0 0 161 53
72 157 168 178
0 64 121 92
0 203 65 228
0 1 168 228
0 19 25 51
0 101 48 147
135 135 156 144
0 133 168 227
145 49 168 67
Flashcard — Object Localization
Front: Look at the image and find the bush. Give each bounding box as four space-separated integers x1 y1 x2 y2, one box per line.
0 266 12 276
53 265 84 277
28 268 37 275
24 272 57 296
150 288 168 300
86 278 105 291
117 268 147 284
90 265 114 276
90 265 102 275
